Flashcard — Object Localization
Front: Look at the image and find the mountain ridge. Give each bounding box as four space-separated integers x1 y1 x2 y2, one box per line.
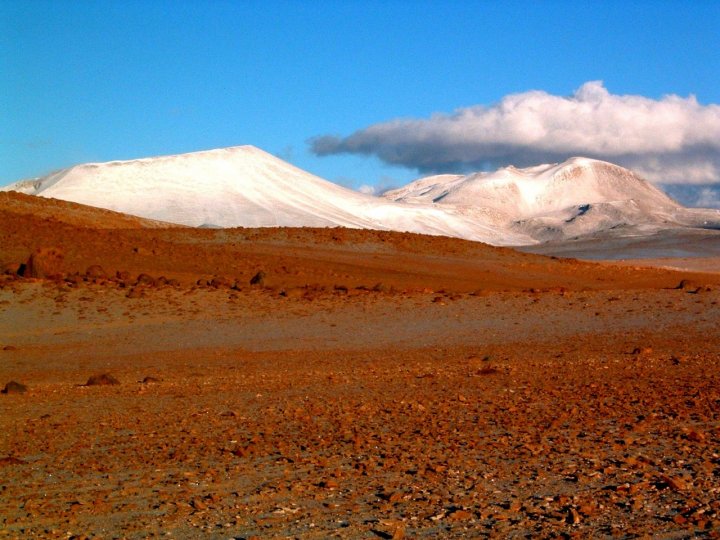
4 146 719 246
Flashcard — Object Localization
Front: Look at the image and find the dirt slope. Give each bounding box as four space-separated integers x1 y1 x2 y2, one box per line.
1 195 720 538
0 191 175 229
2 193 719 292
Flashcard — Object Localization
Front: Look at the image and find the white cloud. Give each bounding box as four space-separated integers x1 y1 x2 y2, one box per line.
311 81 720 185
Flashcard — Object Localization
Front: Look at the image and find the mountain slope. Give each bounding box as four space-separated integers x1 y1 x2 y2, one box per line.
385 158 679 217
4 149 719 246
385 157 720 242
1 146 532 245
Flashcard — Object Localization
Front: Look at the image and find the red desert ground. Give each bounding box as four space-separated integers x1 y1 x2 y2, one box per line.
2 176 720 537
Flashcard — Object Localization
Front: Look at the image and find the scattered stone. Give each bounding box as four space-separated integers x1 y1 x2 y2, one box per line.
2 345 17 351
0 456 27 466
2 262 23 275
683 429 706 443
250 271 266 286
676 279 702 293
660 474 687 491
210 276 234 288
372 520 406 539
447 509 473 521
191 498 207 511
281 287 305 299
126 288 144 299
566 507 581 525
85 265 107 279
380 490 405 503
135 273 156 286
22 247 64 278
2 381 28 394
85 373 120 386
320 479 339 489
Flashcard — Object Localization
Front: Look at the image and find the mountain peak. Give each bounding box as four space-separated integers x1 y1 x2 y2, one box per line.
0 145 534 245
3 148 716 246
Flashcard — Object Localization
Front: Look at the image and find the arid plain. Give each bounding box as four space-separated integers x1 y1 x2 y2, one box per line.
2 191 720 538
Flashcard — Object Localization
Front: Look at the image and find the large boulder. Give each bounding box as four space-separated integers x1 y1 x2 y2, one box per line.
2 381 28 394
22 248 64 279
85 373 120 386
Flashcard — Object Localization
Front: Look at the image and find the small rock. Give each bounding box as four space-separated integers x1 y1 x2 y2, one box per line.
566 507 581 525
135 273 156 286
684 429 706 443
2 381 28 394
660 474 687 491
0 456 27 466
210 276 234 288
126 288 143 299
320 479 339 489
250 271 266 286
85 265 107 279
191 498 207 511
85 373 120 386
676 279 701 293
447 509 473 521
2 262 23 275
141 376 161 384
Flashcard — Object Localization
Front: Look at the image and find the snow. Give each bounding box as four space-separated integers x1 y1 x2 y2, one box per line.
383 156 720 243
4 146 719 246
0 146 532 245
385 157 679 218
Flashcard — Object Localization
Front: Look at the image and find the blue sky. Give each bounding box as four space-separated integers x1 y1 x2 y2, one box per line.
2 0 719 201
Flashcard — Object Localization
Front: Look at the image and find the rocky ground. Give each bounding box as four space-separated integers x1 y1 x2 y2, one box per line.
1 193 720 538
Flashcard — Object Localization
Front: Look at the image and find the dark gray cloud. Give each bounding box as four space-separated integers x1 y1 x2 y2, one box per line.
310 82 720 185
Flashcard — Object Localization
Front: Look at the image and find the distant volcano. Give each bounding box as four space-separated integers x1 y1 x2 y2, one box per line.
4 146 719 245
385 157 720 243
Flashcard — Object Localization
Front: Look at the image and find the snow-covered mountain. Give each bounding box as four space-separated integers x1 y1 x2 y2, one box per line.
384 157 720 242
0 146 532 245
4 147 719 246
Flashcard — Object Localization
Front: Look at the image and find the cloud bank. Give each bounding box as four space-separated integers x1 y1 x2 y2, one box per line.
311 82 720 185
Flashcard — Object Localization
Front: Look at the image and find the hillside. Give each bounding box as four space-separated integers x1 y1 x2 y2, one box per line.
1 146 531 245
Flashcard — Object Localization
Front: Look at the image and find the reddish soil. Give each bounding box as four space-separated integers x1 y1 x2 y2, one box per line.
1 194 720 538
